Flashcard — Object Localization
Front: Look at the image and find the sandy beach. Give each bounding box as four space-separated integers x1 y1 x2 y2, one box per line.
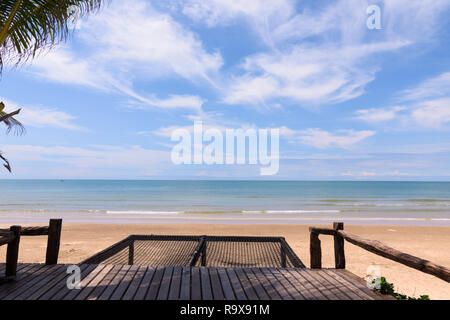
1 223 449 300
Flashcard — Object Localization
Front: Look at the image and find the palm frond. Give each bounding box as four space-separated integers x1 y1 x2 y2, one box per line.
0 101 25 134
0 0 107 71
0 152 12 172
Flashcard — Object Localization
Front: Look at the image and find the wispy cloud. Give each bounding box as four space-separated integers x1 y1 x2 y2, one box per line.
1 98 86 131
181 0 294 45
356 72 450 129
296 129 376 149
0 144 171 178
355 106 406 123
27 0 221 112
224 41 407 106
399 72 450 102
217 0 421 107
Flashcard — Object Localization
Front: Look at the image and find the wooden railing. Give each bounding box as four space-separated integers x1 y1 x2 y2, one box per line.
0 219 62 279
309 222 450 283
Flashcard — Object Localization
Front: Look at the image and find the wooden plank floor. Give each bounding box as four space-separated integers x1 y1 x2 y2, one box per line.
0 264 388 300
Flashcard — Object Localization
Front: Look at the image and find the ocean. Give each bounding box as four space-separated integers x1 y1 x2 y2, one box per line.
0 180 450 225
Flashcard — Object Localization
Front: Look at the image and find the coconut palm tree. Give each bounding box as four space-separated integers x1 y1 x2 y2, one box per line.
0 0 105 171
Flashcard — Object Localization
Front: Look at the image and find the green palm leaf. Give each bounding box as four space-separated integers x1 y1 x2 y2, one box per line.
0 101 24 134
0 1 106 172
0 0 106 71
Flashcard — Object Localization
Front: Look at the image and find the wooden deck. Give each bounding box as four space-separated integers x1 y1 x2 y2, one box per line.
0 263 388 300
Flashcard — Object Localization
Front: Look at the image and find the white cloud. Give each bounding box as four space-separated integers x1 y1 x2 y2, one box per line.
297 129 375 149
383 0 450 42
224 41 407 106
355 106 406 123
1 98 85 131
30 48 109 90
181 0 294 44
0 144 171 177
220 0 420 106
279 126 375 149
341 171 376 177
19 108 86 131
81 0 223 81
28 0 221 112
219 0 450 107
125 94 205 112
400 72 450 102
154 123 374 150
356 72 450 129
411 98 450 128
341 170 409 178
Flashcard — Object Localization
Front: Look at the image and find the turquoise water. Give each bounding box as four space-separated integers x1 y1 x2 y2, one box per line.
0 180 450 225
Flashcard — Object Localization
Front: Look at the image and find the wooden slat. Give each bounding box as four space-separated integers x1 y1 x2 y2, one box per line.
234 268 258 300
190 267 202 300
48 264 97 300
0 264 50 300
200 267 213 300
300 270 340 300
133 267 156 300
15 264 68 300
217 268 235 300
225 269 247 300
243 268 269 300
122 266 148 300
97 265 131 300
3 265 58 300
26 264 71 300
323 269 375 300
333 269 389 300
86 265 122 300
179 267 191 300
168 266 183 300
312 269 357 300
110 265 140 300
209 267 224 300
249 268 280 300
277 269 317 300
63 265 107 300
156 266 174 300
271 268 305 300
75 265 114 300
260 268 292 300
0 263 36 290
289 269 328 300
33 264 86 300
145 267 164 300
0 264 392 300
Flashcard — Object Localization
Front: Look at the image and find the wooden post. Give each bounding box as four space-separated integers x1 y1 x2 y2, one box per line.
128 240 134 265
201 241 207 267
333 222 345 269
310 232 322 269
280 246 287 268
45 219 62 265
6 226 21 277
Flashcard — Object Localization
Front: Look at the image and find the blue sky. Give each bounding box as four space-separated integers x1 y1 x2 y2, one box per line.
2 0 450 180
